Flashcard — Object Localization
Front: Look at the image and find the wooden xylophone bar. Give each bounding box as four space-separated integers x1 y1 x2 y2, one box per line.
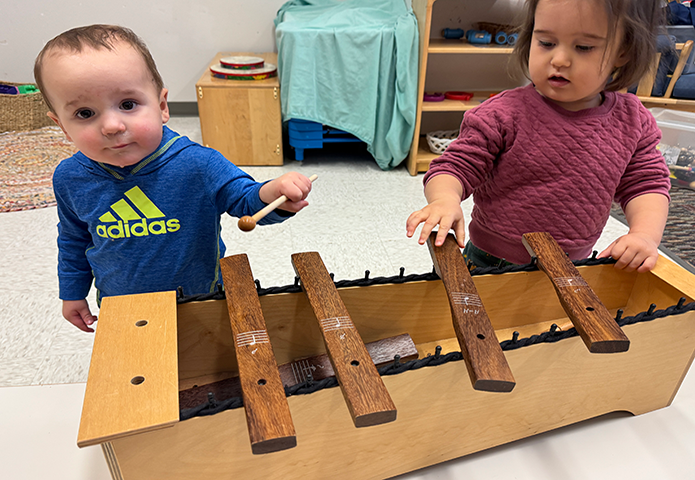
220 254 296 454
522 232 630 353
292 251 398 427
427 232 516 392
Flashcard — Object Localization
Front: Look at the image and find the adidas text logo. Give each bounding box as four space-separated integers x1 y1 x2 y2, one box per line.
96 186 180 239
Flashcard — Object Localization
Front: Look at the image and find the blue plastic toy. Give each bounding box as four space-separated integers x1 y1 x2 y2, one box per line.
442 28 464 40
507 33 519 46
466 30 492 44
494 31 508 45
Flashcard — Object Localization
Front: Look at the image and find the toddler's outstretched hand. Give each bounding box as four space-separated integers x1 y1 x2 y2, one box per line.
260 172 313 213
598 232 660 273
63 299 96 333
406 174 466 248
406 199 466 247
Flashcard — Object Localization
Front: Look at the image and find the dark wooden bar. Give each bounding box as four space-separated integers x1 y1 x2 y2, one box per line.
427 233 516 392
220 254 296 454
522 232 630 353
292 251 397 427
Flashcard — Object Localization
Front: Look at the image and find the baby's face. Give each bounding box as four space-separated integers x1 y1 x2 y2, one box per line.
43 41 169 167
528 0 626 111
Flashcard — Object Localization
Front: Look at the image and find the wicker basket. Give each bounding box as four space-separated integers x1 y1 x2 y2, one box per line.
426 130 458 155
0 82 53 133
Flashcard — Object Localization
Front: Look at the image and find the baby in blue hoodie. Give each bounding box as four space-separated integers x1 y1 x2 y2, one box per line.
34 24 314 332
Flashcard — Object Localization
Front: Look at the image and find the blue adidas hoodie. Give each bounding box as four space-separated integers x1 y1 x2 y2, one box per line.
53 126 290 302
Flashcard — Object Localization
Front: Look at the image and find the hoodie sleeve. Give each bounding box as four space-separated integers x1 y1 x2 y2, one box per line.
203 149 292 224
53 165 95 300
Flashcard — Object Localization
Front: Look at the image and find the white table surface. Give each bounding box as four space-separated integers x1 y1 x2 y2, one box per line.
2 364 694 480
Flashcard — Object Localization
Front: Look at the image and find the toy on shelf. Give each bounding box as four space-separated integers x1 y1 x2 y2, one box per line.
466 30 492 44
494 31 508 45
445 91 474 101
423 92 445 102
442 28 465 39
209 55 277 81
471 22 520 46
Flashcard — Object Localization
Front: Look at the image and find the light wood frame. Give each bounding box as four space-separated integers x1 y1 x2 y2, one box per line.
79 257 695 479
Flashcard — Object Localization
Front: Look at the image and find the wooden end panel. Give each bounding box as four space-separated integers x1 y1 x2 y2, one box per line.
77 291 179 447
427 233 516 392
522 232 630 353
220 254 296 454
291 252 397 427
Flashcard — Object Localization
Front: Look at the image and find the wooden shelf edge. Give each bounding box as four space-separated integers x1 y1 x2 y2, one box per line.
428 39 514 54
638 96 695 108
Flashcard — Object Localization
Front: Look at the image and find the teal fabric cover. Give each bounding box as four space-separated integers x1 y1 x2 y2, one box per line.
275 0 419 170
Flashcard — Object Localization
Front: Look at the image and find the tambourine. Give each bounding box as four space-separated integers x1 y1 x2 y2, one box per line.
219 56 266 70
210 63 278 80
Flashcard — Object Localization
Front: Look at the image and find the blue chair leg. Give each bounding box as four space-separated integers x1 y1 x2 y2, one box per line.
294 147 304 161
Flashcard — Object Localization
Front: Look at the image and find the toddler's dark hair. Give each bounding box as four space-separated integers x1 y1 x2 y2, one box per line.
34 24 164 112
511 0 664 91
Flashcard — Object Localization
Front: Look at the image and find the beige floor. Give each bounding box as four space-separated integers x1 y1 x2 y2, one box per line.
5 116 694 480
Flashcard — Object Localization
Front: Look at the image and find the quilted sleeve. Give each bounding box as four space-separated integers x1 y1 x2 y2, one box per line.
423 102 508 199
614 107 671 210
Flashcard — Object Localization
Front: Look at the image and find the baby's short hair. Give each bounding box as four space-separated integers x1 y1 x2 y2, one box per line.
34 24 164 112
511 0 664 92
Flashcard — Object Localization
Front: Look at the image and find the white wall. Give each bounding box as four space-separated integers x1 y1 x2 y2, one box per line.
0 0 288 102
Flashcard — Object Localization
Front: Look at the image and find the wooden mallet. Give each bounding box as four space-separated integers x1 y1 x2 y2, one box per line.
238 174 318 232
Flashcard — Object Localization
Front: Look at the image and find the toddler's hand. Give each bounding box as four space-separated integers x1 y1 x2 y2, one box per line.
406 197 466 248
260 172 313 213
63 299 96 333
598 232 660 273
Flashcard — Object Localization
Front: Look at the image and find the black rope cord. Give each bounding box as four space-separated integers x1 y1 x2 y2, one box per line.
179 294 695 421
176 250 615 303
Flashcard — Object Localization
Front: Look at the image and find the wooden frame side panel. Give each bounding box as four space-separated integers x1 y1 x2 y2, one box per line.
78 291 179 447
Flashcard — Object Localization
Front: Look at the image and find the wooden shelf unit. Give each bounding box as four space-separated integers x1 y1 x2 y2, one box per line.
408 0 523 175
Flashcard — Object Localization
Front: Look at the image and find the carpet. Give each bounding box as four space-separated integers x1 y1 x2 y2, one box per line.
0 126 76 213
611 186 695 273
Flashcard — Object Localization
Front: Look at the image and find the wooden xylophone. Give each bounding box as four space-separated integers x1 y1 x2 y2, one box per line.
76 233 695 480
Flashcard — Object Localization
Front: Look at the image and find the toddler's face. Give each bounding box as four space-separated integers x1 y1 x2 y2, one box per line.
43 42 169 167
528 0 626 111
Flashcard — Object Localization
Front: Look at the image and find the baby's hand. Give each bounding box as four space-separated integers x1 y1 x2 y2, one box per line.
260 172 313 213
406 197 466 248
62 299 96 333
598 232 660 273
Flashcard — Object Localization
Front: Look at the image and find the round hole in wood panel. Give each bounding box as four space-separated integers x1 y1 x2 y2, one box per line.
351 360 360 366
131 376 145 385
477 334 485 339
586 307 595 312
258 379 267 386
135 320 148 327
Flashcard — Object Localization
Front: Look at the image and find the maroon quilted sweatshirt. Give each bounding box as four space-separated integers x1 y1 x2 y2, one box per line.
424 84 671 264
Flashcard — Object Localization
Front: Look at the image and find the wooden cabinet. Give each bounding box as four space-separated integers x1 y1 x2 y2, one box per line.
408 0 524 175
196 52 283 166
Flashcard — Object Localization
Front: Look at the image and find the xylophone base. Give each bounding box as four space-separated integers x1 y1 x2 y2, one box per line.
85 259 695 480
